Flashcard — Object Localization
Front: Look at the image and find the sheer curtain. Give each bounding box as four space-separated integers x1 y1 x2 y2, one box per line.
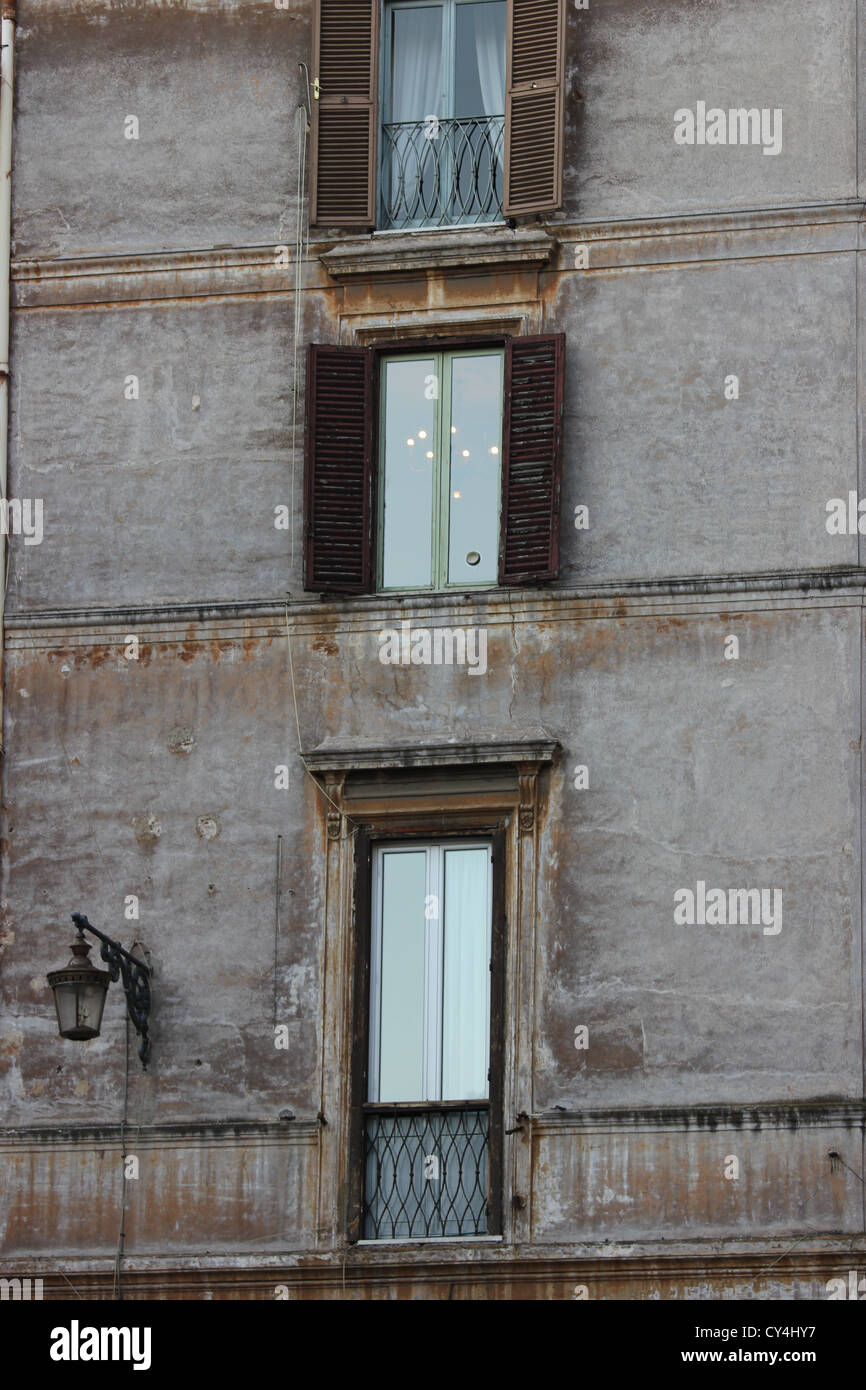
472 1 506 117
469 1 506 205
388 7 443 222
390 6 442 122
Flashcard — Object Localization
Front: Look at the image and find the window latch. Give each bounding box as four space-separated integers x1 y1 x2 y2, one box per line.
313 76 321 100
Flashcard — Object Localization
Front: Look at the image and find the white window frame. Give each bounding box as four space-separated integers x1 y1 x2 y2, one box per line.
368 839 493 1103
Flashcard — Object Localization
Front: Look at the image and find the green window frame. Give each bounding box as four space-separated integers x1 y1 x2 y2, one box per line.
377 346 504 593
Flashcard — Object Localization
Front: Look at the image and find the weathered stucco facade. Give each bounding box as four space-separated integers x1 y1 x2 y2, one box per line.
1 0 865 1299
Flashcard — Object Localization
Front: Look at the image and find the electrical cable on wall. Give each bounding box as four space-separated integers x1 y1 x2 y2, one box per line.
291 99 309 573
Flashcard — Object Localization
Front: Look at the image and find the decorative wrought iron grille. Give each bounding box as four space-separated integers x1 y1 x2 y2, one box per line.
363 1104 490 1239
379 115 504 230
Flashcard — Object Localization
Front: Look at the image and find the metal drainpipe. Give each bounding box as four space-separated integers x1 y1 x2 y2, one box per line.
0 1 16 756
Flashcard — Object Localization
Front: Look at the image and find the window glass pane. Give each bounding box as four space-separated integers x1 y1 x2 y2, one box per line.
455 1 506 118
378 850 428 1102
389 6 443 122
382 358 436 589
441 847 490 1099
447 353 501 585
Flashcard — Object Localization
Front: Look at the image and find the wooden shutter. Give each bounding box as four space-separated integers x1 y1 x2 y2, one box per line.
304 345 375 593
499 334 564 585
503 0 565 216
310 0 379 227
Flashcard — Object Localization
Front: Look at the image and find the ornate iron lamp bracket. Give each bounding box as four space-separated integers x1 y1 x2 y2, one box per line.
71 913 152 1069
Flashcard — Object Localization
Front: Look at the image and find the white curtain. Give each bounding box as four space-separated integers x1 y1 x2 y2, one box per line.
390 6 442 122
469 1 505 202
387 7 443 222
471 1 506 117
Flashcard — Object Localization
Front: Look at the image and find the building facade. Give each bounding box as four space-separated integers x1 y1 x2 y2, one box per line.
1 0 864 1299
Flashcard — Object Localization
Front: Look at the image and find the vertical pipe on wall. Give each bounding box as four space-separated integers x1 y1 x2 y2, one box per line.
273 833 282 1026
0 2 16 755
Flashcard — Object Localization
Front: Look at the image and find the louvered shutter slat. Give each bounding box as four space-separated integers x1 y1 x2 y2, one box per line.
499 335 564 585
504 0 565 215
311 0 378 227
304 346 374 592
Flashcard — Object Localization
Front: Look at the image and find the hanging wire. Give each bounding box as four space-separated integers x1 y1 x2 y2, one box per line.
827 1150 864 1184
112 1008 131 1301
291 101 309 572
283 599 358 841
111 936 147 1302
751 1149 865 1285
273 832 282 1026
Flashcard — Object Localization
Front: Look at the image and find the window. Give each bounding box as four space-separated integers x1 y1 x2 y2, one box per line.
370 842 491 1103
310 0 566 228
361 838 501 1240
304 334 565 594
308 740 555 1246
379 347 503 589
379 0 506 230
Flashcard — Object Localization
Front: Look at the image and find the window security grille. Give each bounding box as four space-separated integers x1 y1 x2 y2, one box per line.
363 1104 490 1239
379 114 504 230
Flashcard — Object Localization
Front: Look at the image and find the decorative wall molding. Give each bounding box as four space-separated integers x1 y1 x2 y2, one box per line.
517 762 540 835
6 567 866 643
558 199 864 273
12 201 860 309
1 1241 861 1299
0 1120 320 1151
11 244 309 310
533 1101 866 1136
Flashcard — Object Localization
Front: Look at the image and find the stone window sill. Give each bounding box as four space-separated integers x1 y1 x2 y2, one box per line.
320 225 556 281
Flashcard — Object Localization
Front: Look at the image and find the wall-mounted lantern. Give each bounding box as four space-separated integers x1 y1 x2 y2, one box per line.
47 913 152 1069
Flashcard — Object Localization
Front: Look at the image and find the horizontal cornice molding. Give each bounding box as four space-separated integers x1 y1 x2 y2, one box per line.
555 198 865 272
303 732 559 772
11 201 863 308
5 568 866 646
2 1240 863 1294
2 1101 859 1149
11 243 307 310
0 1119 319 1151
533 1100 866 1135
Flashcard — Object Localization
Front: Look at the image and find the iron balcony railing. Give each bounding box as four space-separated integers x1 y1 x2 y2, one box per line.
379 115 504 231
362 1103 490 1239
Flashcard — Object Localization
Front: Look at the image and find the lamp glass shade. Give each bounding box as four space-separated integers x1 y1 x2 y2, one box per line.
47 936 110 1041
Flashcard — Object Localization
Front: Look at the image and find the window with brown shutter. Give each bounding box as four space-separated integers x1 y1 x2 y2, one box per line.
310 0 565 227
303 345 375 593
503 0 565 216
498 333 565 584
310 0 379 227
303 336 563 593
